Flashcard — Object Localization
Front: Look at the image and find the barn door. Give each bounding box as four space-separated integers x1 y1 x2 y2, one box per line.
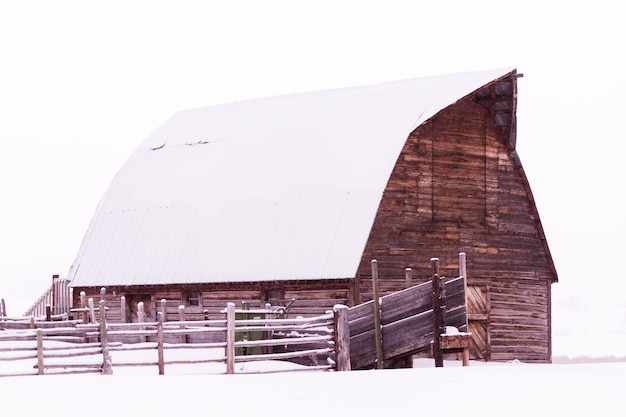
466 285 491 360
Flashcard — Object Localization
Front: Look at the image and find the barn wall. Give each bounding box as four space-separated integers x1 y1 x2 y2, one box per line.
72 280 352 323
486 277 551 362
356 78 555 362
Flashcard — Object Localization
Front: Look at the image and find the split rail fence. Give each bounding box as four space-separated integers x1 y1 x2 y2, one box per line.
0 301 350 377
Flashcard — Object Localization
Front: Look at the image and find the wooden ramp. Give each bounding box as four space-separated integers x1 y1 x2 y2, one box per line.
348 259 468 369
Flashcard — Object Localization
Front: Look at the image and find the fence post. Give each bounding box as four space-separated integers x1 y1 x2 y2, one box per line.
431 258 444 367
138 302 146 343
334 304 351 371
138 301 145 323
371 260 384 369
405 268 412 288
161 299 168 322
459 252 468 329
88 298 96 324
226 302 235 374
45 305 51 321
80 291 87 323
178 305 186 343
263 303 272 355
120 296 127 323
157 312 165 375
37 329 44 375
100 299 113 374
51 274 58 316
0 298 6 316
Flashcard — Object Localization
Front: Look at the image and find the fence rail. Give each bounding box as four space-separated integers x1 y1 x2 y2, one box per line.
22 276 72 318
0 301 350 376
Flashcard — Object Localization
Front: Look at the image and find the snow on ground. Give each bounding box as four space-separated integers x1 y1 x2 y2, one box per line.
1 360 624 416
3 322 626 416
1 338 625 417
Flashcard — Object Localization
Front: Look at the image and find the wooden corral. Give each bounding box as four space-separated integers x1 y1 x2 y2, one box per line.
0 302 350 376
3 260 470 375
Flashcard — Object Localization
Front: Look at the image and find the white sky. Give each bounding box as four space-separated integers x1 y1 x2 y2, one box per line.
1 1 625 356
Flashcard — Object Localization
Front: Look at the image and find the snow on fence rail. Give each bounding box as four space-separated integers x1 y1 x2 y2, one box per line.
0 301 351 376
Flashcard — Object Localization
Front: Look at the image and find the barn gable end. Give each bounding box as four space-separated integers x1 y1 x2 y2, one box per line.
356 71 556 362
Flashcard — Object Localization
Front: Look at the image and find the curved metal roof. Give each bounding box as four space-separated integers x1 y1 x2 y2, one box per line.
68 68 514 287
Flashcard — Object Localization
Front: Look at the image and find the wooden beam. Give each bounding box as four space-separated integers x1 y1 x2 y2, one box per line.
334 304 351 371
372 260 384 369
225 302 235 374
431 258 444 367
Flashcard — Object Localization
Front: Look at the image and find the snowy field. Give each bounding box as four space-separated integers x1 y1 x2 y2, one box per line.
1 359 624 416
1 340 625 417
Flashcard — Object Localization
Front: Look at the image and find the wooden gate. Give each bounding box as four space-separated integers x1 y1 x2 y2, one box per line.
347 257 468 369
466 285 490 360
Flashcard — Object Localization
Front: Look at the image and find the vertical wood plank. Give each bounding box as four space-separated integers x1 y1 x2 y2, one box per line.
100 299 112 374
459 252 468 329
334 304 351 371
405 268 412 288
80 291 87 324
226 302 235 374
160 299 167 322
37 329 44 375
88 298 96 324
157 312 164 375
372 260 384 369
264 303 272 355
138 301 145 323
138 302 146 343
431 257 444 367
51 274 57 316
120 296 127 323
178 305 186 343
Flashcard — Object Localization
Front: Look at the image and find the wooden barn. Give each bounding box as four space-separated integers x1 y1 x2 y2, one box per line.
66 68 557 363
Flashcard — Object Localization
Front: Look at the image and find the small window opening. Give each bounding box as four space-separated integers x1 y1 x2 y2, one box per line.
187 291 201 307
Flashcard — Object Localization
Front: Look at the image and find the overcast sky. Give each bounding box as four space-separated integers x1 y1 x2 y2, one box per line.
1 1 624 352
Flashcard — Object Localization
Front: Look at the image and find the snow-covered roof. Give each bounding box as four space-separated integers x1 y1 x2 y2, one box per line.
68 68 514 287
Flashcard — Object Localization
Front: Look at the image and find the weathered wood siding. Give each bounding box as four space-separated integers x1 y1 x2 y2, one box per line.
356 76 555 362
73 280 352 323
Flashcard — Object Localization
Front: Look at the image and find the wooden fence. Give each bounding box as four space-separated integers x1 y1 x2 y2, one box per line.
0 301 350 376
348 255 469 369
22 275 72 318
3 255 469 375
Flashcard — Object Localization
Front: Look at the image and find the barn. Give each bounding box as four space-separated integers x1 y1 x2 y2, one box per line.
66 67 557 363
